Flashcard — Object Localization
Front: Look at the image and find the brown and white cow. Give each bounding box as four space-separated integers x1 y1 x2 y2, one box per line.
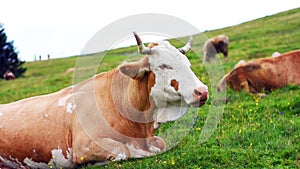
217 50 300 94
3 70 16 80
0 32 208 168
203 34 229 63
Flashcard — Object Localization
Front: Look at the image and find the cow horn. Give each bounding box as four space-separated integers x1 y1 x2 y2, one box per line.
178 36 193 54
133 32 151 55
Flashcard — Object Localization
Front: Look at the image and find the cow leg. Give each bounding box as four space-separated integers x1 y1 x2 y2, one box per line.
126 136 166 158
89 138 130 161
73 137 129 164
148 136 166 153
90 137 165 160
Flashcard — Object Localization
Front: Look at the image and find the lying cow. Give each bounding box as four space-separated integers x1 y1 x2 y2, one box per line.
203 34 229 63
271 51 281 57
3 70 16 80
0 32 208 168
217 50 300 94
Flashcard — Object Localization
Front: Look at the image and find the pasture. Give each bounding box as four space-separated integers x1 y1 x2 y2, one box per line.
0 8 299 168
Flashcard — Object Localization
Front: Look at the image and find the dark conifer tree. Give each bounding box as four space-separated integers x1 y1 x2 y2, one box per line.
0 24 26 79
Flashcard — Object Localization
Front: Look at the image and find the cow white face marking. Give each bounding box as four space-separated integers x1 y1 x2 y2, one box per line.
149 41 201 101
120 33 208 124
148 41 208 123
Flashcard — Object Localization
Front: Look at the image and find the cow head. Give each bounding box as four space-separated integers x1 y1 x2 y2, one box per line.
119 32 208 124
217 60 246 92
218 66 255 93
214 35 228 57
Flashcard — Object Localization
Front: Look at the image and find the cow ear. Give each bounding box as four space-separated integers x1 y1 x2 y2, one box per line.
119 57 150 79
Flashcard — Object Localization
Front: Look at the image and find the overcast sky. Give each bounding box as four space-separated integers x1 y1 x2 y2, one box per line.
1 0 299 61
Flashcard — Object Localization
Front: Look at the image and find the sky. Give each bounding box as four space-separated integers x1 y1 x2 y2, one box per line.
0 0 299 61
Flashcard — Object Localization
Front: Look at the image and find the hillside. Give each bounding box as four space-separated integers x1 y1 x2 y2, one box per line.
0 8 299 169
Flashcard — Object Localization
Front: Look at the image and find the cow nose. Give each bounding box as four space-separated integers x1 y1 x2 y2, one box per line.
194 87 208 102
191 87 209 107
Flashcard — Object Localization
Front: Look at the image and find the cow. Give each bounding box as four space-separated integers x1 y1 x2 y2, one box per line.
272 51 281 57
217 50 300 95
203 34 229 63
0 32 209 168
3 70 16 80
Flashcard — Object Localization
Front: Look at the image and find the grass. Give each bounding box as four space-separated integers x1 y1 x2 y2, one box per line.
1 7 300 169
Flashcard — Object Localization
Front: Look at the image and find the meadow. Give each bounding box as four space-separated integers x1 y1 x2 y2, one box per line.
0 8 299 168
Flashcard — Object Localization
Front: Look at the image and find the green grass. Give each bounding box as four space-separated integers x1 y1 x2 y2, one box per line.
1 8 300 169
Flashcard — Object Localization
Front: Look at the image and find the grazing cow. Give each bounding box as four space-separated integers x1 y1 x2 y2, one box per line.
0 32 208 168
203 34 229 63
217 50 300 94
3 70 15 80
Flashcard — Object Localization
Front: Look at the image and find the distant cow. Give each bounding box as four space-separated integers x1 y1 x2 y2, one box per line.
217 50 300 94
3 70 15 80
203 35 229 63
272 51 281 57
0 32 208 168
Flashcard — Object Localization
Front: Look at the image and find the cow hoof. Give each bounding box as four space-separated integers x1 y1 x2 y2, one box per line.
149 145 161 153
148 136 166 153
112 153 127 161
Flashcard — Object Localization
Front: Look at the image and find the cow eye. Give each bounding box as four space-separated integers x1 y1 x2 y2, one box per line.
159 64 173 70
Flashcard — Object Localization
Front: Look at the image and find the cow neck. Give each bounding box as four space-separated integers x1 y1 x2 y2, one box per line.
128 71 155 113
113 69 155 123
94 69 156 138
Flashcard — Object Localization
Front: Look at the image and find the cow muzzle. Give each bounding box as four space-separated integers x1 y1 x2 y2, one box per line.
191 87 209 107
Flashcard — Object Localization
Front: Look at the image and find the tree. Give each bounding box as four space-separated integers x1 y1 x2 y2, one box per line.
0 24 26 79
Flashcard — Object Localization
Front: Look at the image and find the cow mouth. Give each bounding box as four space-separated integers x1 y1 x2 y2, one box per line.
190 100 207 107
190 89 209 107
